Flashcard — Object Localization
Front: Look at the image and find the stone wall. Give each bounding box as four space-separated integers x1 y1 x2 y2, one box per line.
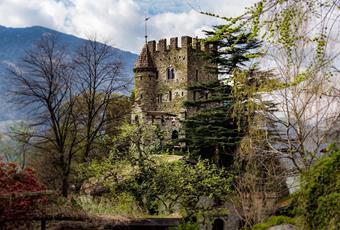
133 36 218 139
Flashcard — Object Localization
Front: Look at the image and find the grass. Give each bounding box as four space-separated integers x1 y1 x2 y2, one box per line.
75 193 145 218
250 216 299 230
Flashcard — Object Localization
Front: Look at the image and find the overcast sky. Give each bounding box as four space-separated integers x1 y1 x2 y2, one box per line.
0 0 258 53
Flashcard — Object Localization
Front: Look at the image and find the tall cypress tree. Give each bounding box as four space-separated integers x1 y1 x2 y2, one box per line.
182 26 262 167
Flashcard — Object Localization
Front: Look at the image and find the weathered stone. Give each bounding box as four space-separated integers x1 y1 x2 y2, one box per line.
132 36 217 139
267 224 297 230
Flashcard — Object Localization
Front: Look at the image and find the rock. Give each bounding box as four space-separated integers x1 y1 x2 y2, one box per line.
268 224 297 230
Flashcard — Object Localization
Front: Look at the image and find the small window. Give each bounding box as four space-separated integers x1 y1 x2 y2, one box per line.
157 94 163 103
167 67 175 80
172 130 179 140
195 69 199 81
156 71 159 79
171 68 175 79
140 93 143 99
167 68 171 80
169 91 172 101
181 91 184 96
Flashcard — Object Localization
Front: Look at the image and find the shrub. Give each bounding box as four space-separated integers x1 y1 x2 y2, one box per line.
299 149 340 229
250 216 298 230
0 160 47 221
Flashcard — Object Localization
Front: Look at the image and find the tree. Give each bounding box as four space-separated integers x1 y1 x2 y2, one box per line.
298 147 340 230
9 35 77 197
6 122 33 169
182 26 262 167
73 38 130 162
9 35 128 197
199 0 340 226
202 0 340 174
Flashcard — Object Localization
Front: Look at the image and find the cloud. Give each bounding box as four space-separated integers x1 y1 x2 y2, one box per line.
0 0 259 53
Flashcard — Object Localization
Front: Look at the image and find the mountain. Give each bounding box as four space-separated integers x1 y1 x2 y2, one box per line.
0 25 137 122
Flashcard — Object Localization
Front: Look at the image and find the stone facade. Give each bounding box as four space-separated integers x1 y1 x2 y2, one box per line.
132 36 217 139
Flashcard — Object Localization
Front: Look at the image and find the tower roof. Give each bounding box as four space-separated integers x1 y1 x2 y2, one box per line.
134 44 155 72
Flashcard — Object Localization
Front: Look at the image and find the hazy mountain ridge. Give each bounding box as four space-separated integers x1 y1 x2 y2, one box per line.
0 25 138 122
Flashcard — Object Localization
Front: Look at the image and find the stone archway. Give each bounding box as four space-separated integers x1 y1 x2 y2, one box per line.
212 218 224 230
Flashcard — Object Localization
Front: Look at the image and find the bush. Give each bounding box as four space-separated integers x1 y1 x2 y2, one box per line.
0 161 48 221
75 193 143 217
250 216 298 230
298 149 340 229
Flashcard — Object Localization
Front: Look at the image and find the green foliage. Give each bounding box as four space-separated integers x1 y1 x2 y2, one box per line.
250 216 298 230
171 221 199 230
298 149 340 230
121 159 233 217
0 121 32 167
75 193 143 217
182 25 265 166
86 126 233 219
182 81 244 166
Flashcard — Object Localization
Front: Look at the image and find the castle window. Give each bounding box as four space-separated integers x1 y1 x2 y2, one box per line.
156 71 159 79
140 93 143 99
168 91 172 101
171 68 175 79
195 69 199 81
157 94 163 103
171 130 179 140
167 67 175 80
181 91 184 96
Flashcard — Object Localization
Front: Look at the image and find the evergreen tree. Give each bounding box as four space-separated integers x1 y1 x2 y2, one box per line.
182 26 262 167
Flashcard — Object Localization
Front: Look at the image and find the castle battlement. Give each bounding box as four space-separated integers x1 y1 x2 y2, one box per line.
147 36 213 53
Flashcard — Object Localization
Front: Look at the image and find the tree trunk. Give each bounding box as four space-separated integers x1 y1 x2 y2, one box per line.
62 175 69 197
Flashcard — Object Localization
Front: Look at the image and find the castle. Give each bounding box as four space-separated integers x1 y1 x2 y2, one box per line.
132 36 217 139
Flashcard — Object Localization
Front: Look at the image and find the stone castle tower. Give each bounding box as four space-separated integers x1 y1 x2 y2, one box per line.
132 36 217 139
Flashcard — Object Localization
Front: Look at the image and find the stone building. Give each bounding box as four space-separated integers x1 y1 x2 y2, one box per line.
132 36 217 139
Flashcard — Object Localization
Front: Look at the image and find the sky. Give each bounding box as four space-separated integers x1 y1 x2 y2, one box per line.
0 0 258 53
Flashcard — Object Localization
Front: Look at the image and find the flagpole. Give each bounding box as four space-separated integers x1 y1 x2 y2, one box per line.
145 13 150 44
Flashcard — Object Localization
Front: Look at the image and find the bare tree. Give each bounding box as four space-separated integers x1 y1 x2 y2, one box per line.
9 35 130 196
9 35 77 197
73 37 130 162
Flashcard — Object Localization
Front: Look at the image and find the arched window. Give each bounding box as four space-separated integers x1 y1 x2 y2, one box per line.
167 67 175 80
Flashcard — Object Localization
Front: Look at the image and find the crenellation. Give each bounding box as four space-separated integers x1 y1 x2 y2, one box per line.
157 39 167 52
181 36 192 49
148 40 156 53
170 37 178 49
